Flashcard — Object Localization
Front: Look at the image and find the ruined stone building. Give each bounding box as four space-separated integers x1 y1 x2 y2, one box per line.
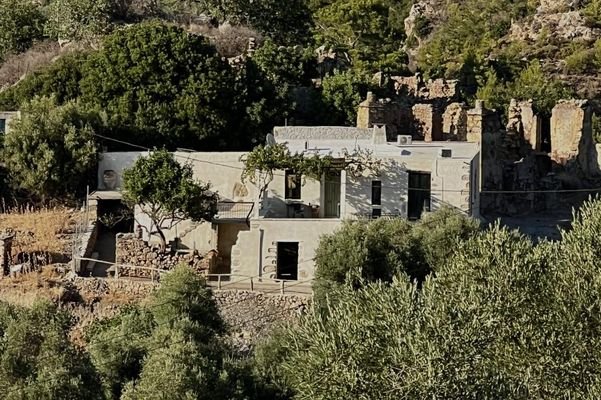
357 75 601 215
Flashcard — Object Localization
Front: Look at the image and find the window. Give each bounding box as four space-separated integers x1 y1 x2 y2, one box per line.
371 208 382 219
285 169 301 199
0 119 5 135
277 242 299 280
371 180 382 205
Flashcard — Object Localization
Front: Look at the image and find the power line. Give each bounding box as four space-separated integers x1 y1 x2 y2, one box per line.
93 132 601 195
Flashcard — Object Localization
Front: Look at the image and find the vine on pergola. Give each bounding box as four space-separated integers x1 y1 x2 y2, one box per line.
240 142 382 194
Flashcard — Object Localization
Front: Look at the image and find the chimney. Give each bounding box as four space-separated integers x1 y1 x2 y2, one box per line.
372 124 387 145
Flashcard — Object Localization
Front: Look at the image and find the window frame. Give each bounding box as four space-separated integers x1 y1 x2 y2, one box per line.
285 169 302 200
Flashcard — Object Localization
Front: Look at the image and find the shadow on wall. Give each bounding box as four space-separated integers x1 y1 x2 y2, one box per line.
345 159 408 218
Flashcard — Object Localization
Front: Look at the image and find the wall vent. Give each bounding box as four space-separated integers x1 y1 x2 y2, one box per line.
439 148 453 158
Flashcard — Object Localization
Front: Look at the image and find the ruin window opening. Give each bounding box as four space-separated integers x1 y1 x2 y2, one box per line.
276 242 298 281
540 116 551 153
285 169 302 200
0 119 5 135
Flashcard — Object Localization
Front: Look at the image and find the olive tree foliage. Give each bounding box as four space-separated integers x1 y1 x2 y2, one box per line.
1 96 100 201
313 207 479 303
256 198 601 399
122 150 218 252
87 265 275 400
0 301 102 399
44 0 112 41
0 0 45 62
80 22 238 149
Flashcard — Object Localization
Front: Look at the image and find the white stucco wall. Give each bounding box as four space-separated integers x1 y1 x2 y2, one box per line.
98 152 146 190
230 219 342 280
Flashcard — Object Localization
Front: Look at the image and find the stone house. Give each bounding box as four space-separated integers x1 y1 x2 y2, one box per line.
94 124 480 283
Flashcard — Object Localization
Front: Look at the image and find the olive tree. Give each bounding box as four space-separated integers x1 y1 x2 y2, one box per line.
256 199 601 399
122 150 218 252
1 96 100 201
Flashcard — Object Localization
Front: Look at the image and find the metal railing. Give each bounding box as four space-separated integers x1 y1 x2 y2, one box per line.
71 257 312 295
214 201 255 221
205 273 312 294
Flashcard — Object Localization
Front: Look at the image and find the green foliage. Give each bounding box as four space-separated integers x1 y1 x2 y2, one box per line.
1 96 100 200
313 208 479 304
87 265 273 400
0 0 45 62
44 0 111 41
418 0 533 79
150 265 224 338
258 198 601 398
122 149 218 251
321 69 371 125
80 22 238 149
507 60 572 115
583 0 601 28
593 113 601 144
0 51 89 111
241 143 334 189
313 0 410 71
0 301 102 399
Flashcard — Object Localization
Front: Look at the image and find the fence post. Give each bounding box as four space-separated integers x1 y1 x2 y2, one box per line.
114 265 119 280
250 276 254 292
280 280 285 295
151 270 155 282
217 275 222 290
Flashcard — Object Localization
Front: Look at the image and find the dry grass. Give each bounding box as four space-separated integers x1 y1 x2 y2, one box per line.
0 206 79 257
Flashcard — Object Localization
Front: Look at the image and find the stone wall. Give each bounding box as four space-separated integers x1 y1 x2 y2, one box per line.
412 103 443 141
550 100 598 175
390 74 458 101
442 102 468 141
115 233 215 278
466 100 501 143
0 233 14 275
356 92 403 136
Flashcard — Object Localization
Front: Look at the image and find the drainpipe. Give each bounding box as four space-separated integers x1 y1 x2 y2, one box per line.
258 228 264 278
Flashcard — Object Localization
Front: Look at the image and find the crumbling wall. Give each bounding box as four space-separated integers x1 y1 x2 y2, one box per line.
519 100 541 151
390 74 458 101
442 102 468 140
466 101 500 143
356 92 402 136
550 100 598 176
412 103 443 141
115 233 215 278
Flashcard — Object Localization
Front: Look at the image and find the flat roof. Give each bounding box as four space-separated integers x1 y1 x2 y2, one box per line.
281 139 480 160
89 191 123 200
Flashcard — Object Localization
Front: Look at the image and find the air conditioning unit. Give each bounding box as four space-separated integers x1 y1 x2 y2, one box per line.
439 148 453 158
397 135 412 145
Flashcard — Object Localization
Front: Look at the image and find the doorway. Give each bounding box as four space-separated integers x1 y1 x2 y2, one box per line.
324 171 341 218
217 223 249 273
277 242 299 280
408 171 431 220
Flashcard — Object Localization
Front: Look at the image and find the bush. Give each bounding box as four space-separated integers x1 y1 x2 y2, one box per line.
1 96 100 200
257 199 601 398
0 0 45 62
313 208 479 305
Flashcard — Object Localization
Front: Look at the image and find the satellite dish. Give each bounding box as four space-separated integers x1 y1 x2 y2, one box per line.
265 133 276 146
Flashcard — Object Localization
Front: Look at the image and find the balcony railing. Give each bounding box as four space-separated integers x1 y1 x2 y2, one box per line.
214 201 254 221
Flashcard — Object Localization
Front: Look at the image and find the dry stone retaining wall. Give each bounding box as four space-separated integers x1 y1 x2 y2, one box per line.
115 233 214 278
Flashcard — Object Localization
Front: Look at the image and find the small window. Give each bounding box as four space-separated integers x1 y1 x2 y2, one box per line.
0 119 5 134
371 181 382 205
285 170 302 200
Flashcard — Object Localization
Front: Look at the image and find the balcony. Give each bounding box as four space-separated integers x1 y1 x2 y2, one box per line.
214 201 254 222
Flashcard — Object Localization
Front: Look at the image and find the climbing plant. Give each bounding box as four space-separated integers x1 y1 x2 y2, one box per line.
240 142 382 194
